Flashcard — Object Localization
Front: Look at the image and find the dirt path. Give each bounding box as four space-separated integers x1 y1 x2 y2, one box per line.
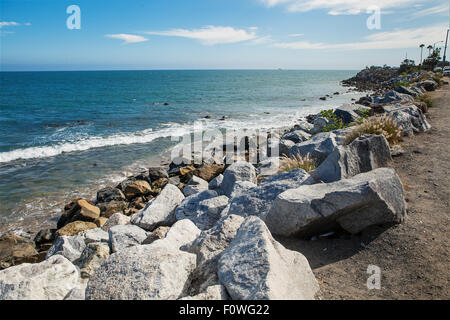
278 81 450 300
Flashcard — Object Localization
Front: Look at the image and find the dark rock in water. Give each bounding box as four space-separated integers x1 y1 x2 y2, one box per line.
97 187 126 203
319 97 327 101
219 116 227 121
34 229 57 249
204 115 212 119
334 92 340 95
163 103 170 106
148 167 169 181
0 232 40 270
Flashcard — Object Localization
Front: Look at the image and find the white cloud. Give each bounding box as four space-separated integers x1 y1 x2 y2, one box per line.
273 24 448 50
0 21 20 29
288 33 304 37
106 34 148 44
145 26 257 45
259 0 427 15
410 3 449 19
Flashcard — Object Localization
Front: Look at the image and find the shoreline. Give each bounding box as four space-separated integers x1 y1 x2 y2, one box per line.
1 67 447 300
0 79 365 235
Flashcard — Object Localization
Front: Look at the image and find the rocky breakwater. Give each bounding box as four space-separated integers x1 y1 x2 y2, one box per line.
0 67 443 300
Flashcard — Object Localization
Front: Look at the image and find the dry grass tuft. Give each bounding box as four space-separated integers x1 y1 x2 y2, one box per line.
279 152 317 173
345 115 403 146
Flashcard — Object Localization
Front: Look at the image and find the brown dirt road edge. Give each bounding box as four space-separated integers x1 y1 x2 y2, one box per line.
278 80 449 300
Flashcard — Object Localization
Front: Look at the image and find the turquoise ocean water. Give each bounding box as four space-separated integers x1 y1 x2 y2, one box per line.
0 70 362 231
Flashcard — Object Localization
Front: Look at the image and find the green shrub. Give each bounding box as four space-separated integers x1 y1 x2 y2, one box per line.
345 115 403 146
415 94 434 108
279 153 317 173
394 80 411 88
319 109 345 132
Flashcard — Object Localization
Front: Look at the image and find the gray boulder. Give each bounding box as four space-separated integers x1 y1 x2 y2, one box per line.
281 130 311 144
108 225 148 253
79 228 109 245
374 90 414 104
101 212 130 232
385 104 431 136
420 79 438 91
218 217 319 300
297 120 314 134
221 161 257 197
228 169 315 220
310 116 330 134
188 214 245 292
46 235 86 263
0 255 79 300
180 285 230 300
64 283 87 300
334 104 371 125
279 139 295 157
183 176 209 197
310 134 392 183
78 242 110 279
289 132 339 164
175 190 219 229
148 166 169 181
131 184 185 231
208 174 223 191
85 245 196 300
151 219 201 250
266 168 407 237
257 157 280 176
394 85 419 97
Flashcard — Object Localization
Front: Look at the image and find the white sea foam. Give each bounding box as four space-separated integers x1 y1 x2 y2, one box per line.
0 95 362 164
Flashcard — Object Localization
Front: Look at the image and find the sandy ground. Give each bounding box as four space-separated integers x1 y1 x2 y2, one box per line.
278 80 450 300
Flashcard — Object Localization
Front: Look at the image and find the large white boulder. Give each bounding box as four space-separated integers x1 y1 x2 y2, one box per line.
228 169 315 220
310 134 392 183
46 235 86 263
85 245 197 300
221 161 257 197
218 217 319 300
183 176 209 197
0 255 79 300
188 214 245 292
108 224 148 253
384 104 431 136
131 184 185 231
289 132 339 164
175 190 226 230
266 168 407 237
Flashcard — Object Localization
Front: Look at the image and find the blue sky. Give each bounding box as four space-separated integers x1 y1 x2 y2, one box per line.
0 0 449 71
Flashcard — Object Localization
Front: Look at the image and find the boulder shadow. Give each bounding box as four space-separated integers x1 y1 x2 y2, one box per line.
274 223 396 269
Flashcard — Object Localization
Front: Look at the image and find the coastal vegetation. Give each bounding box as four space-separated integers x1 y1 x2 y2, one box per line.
345 115 403 146
278 153 317 173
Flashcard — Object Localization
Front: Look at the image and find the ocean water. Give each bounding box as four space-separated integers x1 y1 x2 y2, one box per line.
0 70 362 231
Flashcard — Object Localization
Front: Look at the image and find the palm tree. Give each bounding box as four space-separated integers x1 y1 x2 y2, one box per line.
420 44 425 65
427 45 433 56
